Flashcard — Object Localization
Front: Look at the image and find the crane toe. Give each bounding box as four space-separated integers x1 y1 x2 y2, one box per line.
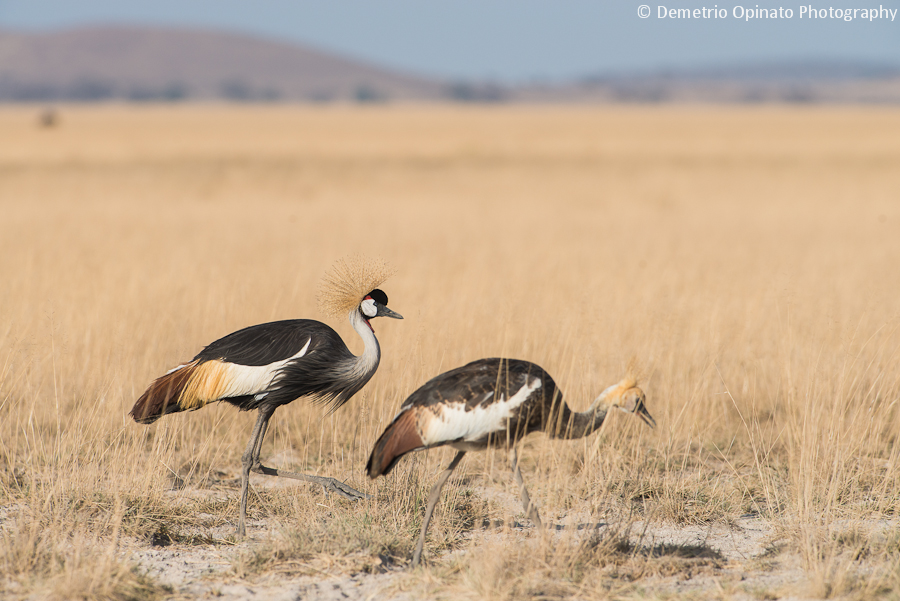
318 477 372 500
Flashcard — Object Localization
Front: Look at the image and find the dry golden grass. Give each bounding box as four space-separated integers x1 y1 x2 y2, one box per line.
1 104 900 600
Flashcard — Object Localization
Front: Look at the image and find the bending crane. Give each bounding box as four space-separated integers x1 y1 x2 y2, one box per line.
366 358 655 566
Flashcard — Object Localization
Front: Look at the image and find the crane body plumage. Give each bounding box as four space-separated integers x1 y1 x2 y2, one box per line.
366 357 655 567
131 313 380 422
129 258 401 537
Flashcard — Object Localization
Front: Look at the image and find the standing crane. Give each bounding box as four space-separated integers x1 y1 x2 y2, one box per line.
366 357 655 567
129 257 402 537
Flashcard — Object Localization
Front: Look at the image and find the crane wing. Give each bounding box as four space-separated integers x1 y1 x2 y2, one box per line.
367 358 560 477
194 319 350 366
399 358 551 412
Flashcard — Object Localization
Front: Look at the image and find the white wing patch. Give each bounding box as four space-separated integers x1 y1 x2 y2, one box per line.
420 378 541 446
251 337 312 393
215 362 278 398
182 338 312 408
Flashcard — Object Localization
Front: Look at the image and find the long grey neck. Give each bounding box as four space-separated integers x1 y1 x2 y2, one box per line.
346 308 381 382
552 394 612 440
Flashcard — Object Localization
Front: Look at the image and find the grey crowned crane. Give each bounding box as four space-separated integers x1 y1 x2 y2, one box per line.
366 358 655 567
129 258 402 537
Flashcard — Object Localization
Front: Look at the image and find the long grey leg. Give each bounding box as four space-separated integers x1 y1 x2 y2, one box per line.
510 446 542 529
238 408 272 537
412 450 466 568
249 406 272 468
247 406 370 502
253 466 370 500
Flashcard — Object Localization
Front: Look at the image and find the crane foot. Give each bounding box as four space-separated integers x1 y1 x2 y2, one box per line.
253 464 372 500
318 477 371 501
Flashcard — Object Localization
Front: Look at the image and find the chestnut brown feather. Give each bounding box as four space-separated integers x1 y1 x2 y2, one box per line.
129 361 199 424
366 410 424 478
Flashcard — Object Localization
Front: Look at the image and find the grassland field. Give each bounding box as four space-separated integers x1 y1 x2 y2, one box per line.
1 104 900 600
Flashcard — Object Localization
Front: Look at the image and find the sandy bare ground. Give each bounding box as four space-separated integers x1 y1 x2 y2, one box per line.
116 469 810 601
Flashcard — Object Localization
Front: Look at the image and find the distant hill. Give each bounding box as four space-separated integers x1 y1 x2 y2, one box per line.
1 26 899 104
516 60 900 104
0 26 443 102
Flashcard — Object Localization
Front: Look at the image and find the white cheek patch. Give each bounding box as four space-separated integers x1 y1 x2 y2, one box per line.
361 298 378 318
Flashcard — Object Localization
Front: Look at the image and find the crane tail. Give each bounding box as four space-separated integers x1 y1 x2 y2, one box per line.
366 410 424 478
129 361 200 424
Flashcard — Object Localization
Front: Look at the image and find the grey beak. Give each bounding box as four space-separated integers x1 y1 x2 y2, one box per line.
636 402 656 429
375 303 403 319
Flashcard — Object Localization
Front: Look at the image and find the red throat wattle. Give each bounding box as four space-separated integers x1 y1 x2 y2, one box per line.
364 295 374 331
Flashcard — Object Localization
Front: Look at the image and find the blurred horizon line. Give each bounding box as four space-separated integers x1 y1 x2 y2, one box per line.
2 24 900 105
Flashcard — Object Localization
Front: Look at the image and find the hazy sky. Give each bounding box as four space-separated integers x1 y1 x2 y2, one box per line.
1 1 898 81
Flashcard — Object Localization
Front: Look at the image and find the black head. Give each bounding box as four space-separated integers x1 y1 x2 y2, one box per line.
360 288 403 320
369 289 388 306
